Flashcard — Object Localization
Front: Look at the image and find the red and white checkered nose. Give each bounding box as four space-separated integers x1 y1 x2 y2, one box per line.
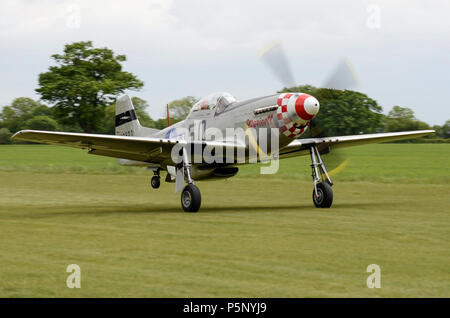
276 93 320 138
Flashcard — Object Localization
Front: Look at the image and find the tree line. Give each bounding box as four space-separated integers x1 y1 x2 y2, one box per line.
0 41 448 144
280 85 449 141
0 95 196 144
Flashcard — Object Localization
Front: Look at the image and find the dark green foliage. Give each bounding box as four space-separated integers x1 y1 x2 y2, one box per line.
144 96 198 130
169 96 198 122
438 120 450 138
280 85 383 137
25 116 59 131
131 97 157 128
0 98 52 133
385 105 430 132
383 105 434 142
0 128 12 144
154 118 172 129
100 104 116 135
35 41 143 133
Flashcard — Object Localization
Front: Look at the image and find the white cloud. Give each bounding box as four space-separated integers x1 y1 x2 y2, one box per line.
0 0 449 124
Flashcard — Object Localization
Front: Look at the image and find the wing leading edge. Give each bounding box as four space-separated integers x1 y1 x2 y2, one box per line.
12 129 435 163
279 130 435 159
12 130 245 164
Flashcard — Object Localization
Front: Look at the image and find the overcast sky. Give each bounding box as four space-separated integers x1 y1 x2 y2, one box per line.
1 0 449 125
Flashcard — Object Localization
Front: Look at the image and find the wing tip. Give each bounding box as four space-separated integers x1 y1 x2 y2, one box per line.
413 129 435 136
11 129 41 140
11 130 26 140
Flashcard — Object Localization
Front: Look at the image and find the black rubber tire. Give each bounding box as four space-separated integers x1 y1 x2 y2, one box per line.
181 184 201 212
151 176 160 189
312 182 333 208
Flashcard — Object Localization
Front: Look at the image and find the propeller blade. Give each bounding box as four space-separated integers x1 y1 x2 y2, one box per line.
322 58 359 90
321 149 349 176
311 57 360 137
259 41 296 88
258 42 357 177
315 58 360 174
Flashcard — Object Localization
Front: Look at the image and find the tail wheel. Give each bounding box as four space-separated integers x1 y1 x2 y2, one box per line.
313 182 333 208
181 184 201 212
151 176 160 189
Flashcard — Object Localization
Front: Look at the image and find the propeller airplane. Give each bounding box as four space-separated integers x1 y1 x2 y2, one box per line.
12 42 435 212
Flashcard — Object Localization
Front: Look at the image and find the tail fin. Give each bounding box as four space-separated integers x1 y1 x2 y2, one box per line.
115 95 160 137
115 95 142 136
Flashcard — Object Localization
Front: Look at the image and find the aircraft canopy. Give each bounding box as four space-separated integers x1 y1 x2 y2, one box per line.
191 92 237 114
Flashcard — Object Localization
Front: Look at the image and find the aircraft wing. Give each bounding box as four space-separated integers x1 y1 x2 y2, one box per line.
12 130 244 165
279 130 435 159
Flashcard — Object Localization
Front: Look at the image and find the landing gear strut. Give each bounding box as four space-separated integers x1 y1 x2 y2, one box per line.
310 146 333 208
180 147 201 212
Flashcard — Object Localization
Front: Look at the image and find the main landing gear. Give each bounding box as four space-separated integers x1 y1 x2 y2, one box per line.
148 148 201 212
309 146 333 208
180 147 201 213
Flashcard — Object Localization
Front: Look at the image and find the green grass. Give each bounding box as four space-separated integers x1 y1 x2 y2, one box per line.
0 144 448 297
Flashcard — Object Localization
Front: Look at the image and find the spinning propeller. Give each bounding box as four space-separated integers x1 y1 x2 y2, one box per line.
259 41 359 174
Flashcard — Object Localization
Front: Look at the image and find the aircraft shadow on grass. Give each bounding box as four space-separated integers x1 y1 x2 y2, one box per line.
10 201 398 219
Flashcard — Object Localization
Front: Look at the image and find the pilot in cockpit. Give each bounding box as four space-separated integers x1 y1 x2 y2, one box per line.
216 96 232 114
217 96 228 110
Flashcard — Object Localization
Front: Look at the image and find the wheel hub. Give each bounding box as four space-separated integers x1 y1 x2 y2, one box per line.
315 188 324 205
182 190 192 207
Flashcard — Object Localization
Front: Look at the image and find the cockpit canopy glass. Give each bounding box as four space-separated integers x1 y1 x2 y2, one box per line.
191 92 237 114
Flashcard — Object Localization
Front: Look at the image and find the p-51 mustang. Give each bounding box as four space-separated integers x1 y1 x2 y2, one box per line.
13 92 434 212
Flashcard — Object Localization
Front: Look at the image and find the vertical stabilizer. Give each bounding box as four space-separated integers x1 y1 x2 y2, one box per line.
115 95 142 136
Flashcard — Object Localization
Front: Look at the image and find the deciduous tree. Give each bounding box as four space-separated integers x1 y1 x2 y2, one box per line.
36 41 143 133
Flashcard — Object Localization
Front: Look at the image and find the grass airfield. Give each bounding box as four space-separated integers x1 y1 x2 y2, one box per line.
0 144 448 297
